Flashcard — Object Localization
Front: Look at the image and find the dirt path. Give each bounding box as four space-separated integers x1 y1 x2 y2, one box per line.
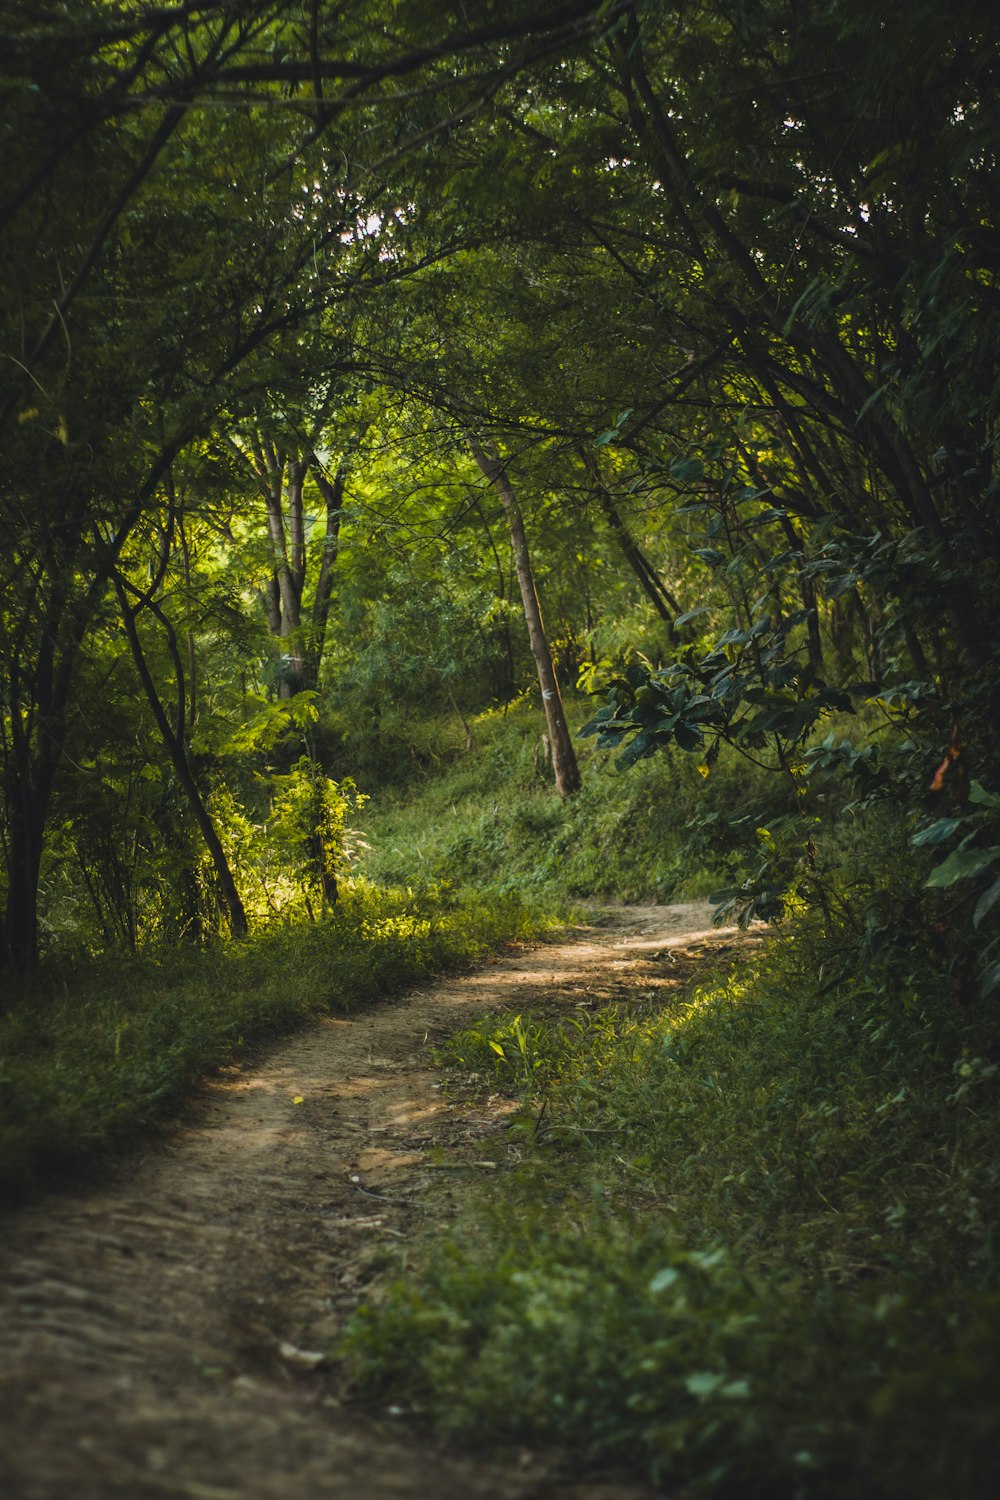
0 904 744 1500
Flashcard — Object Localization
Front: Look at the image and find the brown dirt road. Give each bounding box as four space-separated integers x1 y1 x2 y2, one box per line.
0 904 743 1500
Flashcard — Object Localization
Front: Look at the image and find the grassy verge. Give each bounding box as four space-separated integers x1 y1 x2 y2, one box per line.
359 697 798 904
0 880 548 1201
341 920 1000 1499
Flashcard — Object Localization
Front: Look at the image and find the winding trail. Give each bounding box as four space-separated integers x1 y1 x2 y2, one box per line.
0 904 743 1500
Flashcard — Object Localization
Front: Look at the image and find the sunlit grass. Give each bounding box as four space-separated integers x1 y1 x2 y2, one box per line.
0 881 550 1200
358 697 795 904
343 920 1000 1499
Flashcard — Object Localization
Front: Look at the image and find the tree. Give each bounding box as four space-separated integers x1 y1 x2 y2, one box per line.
469 436 581 796
228 423 365 699
4 0 998 964
1 0 632 963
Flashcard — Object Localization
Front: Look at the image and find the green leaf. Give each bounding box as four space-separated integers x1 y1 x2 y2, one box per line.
973 875 1000 928
669 457 704 483
969 781 1000 808
912 817 964 848
856 381 890 421
674 607 711 627
618 730 658 767
685 1371 723 1397
979 960 1000 999
925 846 1000 887
674 721 702 752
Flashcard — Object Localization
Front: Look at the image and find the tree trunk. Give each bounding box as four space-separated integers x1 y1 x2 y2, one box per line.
251 435 306 697
447 686 475 752
114 578 248 939
469 436 581 798
591 472 686 637
178 517 198 730
1 553 94 971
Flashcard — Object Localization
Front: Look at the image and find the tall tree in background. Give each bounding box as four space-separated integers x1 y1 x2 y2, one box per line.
469 436 581 797
231 428 364 699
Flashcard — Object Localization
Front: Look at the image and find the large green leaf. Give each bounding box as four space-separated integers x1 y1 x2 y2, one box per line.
925 847 1000 888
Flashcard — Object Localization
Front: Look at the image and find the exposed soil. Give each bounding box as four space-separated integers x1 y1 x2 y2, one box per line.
0 904 748 1500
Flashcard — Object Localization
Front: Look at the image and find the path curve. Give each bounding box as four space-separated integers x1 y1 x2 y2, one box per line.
0 904 740 1500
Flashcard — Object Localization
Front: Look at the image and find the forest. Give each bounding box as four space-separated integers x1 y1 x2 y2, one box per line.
1 1 999 1496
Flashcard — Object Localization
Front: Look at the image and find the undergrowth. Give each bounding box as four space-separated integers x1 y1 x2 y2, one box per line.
359 698 798 903
342 920 1000 1499
0 880 546 1200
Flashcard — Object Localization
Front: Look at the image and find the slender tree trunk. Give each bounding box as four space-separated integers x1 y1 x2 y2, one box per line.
262 575 282 636
447 687 475 751
304 433 367 692
178 516 198 730
114 579 248 939
251 436 306 697
280 456 308 688
2 705 74 972
469 436 581 798
593 478 686 635
1 552 95 971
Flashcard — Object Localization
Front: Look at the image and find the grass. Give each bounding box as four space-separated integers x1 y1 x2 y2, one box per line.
341 915 1000 1499
0 879 548 1201
13 682 990 1494
0 690 794 1200
357 696 798 904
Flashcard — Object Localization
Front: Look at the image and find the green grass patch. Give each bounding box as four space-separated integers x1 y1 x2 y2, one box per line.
359 698 796 904
0 880 548 1201
342 922 1000 1499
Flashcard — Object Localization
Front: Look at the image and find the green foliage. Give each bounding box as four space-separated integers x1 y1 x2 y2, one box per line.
2 20 998 1489
263 757 369 912
913 780 1000 1001
0 882 544 1200
4 0 1000 968
438 1009 598 1094
360 699 794 905
343 916 1000 1497
348 1229 1000 1499
581 649 853 768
